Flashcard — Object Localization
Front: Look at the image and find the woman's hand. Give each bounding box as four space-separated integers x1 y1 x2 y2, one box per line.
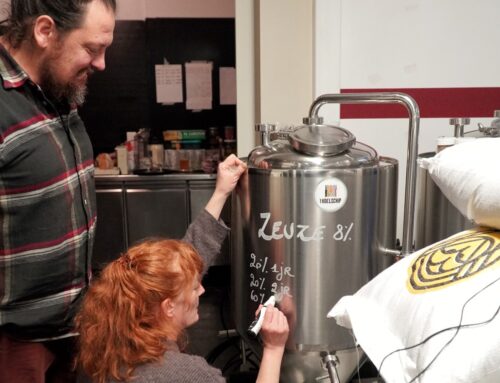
258 306 289 350
205 154 247 220
214 154 247 198
255 306 289 383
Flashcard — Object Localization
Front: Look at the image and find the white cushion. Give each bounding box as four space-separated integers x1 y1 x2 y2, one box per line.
328 228 500 383
420 137 500 230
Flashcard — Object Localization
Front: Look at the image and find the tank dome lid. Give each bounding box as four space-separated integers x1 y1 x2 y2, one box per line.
288 124 355 156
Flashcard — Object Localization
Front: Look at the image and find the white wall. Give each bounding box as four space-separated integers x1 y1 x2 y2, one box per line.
116 0 234 20
258 0 313 126
0 0 233 20
235 0 314 157
116 0 146 20
235 0 256 155
117 0 233 20
315 0 500 239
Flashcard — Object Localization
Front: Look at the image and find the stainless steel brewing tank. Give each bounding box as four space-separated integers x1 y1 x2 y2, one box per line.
231 124 398 381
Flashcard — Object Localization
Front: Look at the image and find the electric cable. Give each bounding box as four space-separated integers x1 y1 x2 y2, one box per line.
377 275 500 382
348 329 363 383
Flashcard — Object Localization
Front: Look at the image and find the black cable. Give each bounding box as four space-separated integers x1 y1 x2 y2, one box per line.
377 275 500 382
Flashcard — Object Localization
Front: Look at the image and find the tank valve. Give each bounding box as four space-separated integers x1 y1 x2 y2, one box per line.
316 352 340 383
478 110 500 137
449 117 470 137
303 116 324 125
255 124 277 147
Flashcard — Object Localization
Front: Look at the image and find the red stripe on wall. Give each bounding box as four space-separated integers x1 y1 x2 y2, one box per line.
339 88 500 119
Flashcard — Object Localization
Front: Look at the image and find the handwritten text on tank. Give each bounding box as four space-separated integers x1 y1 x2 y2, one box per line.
257 212 354 242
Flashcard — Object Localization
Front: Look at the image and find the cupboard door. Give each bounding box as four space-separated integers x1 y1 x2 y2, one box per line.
126 183 188 245
93 188 126 271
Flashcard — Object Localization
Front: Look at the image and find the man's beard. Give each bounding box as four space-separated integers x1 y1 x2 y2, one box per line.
38 55 92 106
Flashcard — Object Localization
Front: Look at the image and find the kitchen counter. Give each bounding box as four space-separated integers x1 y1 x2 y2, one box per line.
95 172 217 182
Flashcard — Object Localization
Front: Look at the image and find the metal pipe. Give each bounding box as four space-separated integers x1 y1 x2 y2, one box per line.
308 92 420 256
318 352 340 383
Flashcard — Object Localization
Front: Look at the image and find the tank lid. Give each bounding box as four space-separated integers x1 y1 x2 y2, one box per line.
288 124 355 156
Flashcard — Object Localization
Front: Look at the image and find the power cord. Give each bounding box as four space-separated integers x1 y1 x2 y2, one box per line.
377 274 500 382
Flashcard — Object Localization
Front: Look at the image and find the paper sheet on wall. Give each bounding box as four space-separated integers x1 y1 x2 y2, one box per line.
219 67 236 105
155 64 183 104
185 62 213 110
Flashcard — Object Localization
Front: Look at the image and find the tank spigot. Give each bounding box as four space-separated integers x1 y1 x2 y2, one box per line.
255 124 277 147
316 352 340 383
449 117 470 137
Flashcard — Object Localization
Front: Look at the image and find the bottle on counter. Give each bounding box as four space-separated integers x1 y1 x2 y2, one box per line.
149 136 165 170
224 125 235 140
224 139 236 158
115 145 128 175
126 131 136 172
203 126 221 173
135 128 151 170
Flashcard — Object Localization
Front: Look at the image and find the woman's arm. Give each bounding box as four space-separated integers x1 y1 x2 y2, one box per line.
183 154 247 271
256 306 290 383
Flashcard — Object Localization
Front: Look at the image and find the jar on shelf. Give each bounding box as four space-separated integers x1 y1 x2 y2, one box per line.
224 139 236 158
224 125 235 140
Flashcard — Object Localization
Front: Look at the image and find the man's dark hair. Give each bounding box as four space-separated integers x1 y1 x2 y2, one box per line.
0 0 117 48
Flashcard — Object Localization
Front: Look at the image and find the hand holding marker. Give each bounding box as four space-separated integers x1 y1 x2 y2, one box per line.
247 295 276 338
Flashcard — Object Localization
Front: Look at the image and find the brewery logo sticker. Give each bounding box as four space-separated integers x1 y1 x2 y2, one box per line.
314 178 348 212
407 229 500 294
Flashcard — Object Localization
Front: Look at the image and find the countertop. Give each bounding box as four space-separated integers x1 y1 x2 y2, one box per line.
95 172 217 182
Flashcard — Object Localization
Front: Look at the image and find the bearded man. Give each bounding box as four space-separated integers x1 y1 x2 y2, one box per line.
0 1 116 382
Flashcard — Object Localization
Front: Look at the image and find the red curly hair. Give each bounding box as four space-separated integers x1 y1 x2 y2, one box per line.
75 239 204 383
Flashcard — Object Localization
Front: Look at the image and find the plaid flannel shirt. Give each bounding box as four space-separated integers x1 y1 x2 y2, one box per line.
0 44 96 341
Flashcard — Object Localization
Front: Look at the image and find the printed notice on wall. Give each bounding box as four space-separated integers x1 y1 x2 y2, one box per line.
185 61 213 110
219 67 236 105
155 64 183 104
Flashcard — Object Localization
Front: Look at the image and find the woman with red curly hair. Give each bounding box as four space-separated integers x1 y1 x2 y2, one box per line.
75 239 288 383
75 155 289 382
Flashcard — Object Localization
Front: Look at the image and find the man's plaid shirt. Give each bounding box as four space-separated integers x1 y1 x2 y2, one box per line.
0 44 96 341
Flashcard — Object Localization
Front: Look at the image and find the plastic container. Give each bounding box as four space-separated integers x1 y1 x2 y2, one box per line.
115 145 128 174
149 143 164 170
